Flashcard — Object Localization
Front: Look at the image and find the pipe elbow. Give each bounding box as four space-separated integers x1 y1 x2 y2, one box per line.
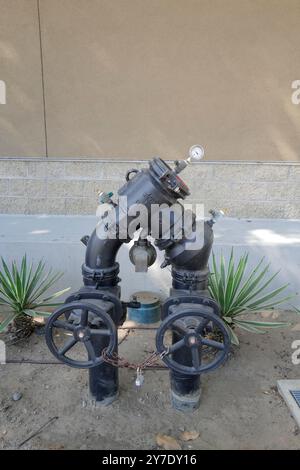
85 229 122 270
166 220 214 271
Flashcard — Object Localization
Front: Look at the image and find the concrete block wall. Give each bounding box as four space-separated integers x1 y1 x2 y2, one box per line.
0 158 299 219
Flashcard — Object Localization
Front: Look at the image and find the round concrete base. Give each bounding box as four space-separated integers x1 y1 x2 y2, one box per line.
88 392 119 407
171 388 201 412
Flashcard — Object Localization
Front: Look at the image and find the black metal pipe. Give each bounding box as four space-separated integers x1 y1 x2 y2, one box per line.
81 157 207 407
166 220 214 272
84 159 186 286
89 329 118 404
46 154 221 408
170 326 201 411
83 161 185 403
85 229 123 270
164 220 214 411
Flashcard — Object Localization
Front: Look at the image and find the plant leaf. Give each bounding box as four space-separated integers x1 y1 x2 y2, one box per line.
233 319 267 334
0 257 67 328
209 249 292 344
225 323 239 346
23 309 51 318
234 319 289 329
0 310 18 333
41 287 70 303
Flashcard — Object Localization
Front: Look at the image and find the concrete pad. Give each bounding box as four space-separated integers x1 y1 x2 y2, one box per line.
0 215 299 307
277 380 300 428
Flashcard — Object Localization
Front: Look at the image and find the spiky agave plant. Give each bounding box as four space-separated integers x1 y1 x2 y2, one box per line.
208 249 293 346
0 255 69 341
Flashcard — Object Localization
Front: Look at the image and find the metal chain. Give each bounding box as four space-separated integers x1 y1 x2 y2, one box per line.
101 347 169 371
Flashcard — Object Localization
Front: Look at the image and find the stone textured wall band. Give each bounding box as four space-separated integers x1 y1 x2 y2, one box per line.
0 159 299 219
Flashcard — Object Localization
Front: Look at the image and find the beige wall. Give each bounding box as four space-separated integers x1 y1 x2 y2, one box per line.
0 0 300 160
0 0 46 157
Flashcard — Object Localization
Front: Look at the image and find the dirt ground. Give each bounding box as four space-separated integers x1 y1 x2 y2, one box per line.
0 311 300 450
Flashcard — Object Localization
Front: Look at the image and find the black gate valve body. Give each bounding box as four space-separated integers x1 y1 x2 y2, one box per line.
45 302 117 369
156 308 230 375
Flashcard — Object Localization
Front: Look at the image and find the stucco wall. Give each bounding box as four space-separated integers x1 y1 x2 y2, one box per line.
0 0 45 156
0 0 299 160
0 1 300 219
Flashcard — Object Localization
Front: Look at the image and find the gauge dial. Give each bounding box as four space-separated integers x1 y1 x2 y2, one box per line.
188 145 205 162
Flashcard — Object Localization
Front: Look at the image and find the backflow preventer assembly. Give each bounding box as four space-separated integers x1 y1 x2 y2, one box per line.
45 146 231 411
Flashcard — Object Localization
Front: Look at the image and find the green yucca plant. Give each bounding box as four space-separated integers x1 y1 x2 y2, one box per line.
208 249 293 346
0 255 69 339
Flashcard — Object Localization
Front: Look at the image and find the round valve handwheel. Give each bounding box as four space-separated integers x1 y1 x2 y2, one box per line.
156 308 230 375
45 302 117 369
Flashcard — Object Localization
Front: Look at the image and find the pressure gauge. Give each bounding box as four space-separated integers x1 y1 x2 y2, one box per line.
188 145 205 162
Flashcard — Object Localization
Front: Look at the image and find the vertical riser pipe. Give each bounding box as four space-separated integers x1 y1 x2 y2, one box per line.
89 332 118 404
